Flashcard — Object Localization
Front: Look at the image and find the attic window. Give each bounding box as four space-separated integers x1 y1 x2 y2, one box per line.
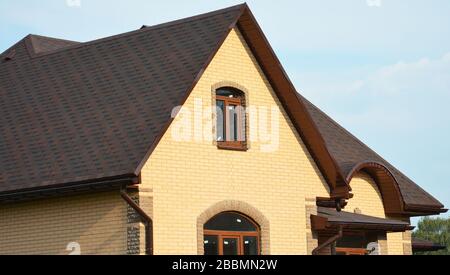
216 88 247 151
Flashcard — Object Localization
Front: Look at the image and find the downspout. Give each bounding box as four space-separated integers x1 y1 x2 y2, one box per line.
312 226 343 255
120 189 153 255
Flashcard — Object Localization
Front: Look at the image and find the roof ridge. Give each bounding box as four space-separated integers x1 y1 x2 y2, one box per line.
25 3 246 59
28 34 80 44
0 36 28 57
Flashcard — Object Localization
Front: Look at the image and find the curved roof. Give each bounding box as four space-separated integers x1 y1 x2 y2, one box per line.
0 4 446 215
301 96 445 214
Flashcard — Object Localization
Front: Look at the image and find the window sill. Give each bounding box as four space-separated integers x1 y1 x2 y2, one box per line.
217 142 248 152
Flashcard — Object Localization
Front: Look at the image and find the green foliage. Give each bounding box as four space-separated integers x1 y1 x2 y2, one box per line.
413 216 450 255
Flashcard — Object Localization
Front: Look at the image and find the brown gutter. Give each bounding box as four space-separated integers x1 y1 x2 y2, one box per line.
0 175 138 204
120 189 153 255
312 226 343 255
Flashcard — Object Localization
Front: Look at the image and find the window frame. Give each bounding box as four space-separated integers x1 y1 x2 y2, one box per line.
203 212 261 255
215 89 247 151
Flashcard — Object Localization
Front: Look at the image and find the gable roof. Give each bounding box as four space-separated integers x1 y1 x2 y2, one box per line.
0 4 445 215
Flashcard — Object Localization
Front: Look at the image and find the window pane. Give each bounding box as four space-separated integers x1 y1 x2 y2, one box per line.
239 106 246 142
223 238 239 255
244 236 258 255
216 100 225 141
228 105 237 141
204 235 219 255
204 212 257 232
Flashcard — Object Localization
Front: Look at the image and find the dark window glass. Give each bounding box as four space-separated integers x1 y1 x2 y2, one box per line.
222 238 239 255
217 88 242 98
216 100 225 141
204 235 219 255
244 236 258 255
336 235 367 249
204 212 257 232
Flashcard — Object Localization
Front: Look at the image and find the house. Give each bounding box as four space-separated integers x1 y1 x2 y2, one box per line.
0 4 446 255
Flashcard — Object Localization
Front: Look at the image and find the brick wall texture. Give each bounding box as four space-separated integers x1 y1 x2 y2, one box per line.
0 191 127 255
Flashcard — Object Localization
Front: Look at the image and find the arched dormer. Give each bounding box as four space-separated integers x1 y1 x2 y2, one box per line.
346 162 404 216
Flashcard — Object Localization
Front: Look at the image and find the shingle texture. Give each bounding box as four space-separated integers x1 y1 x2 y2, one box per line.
0 5 243 193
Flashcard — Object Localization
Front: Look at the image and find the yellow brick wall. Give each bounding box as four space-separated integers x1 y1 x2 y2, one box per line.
0 191 127 255
140 27 330 255
346 172 411 255
346 172 385 218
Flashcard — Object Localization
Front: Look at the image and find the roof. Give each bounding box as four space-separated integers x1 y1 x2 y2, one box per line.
0 4 446 215
0 4 244 196
311 207 414 232
412 238 447 252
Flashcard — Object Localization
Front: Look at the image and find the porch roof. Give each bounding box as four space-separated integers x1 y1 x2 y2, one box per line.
311 207 415 232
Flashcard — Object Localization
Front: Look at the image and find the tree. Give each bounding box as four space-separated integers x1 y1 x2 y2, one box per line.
413 216 450 255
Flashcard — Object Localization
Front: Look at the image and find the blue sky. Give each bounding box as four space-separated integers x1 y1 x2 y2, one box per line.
1 0 449 224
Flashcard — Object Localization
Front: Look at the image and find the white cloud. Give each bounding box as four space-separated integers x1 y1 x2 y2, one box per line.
363 53 450 96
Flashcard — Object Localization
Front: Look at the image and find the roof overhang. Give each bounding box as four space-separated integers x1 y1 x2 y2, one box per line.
412 238 447 252
0 174 138 204
311 207 415 233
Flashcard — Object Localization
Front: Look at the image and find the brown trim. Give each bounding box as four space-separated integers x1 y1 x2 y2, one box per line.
0 174 138 204
204 230 260 255
404 204 448 214
120 190 153 255
217 142 248 151
347 161 405 215
412 238 446 252
335 247 367 255
316 197 348 211
312 226 343 255
311 214 415 232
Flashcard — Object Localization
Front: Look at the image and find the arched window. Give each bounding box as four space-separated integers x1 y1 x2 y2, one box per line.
204 212 260 255
216 88 246 150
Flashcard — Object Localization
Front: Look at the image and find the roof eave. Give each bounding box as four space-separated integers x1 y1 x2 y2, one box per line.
0 174 139 204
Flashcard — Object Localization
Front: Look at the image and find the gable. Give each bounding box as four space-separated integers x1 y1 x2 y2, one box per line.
140 26 330 199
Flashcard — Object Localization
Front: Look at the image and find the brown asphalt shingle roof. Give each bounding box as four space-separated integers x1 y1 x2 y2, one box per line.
0 5 244 194
0 4 445 214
